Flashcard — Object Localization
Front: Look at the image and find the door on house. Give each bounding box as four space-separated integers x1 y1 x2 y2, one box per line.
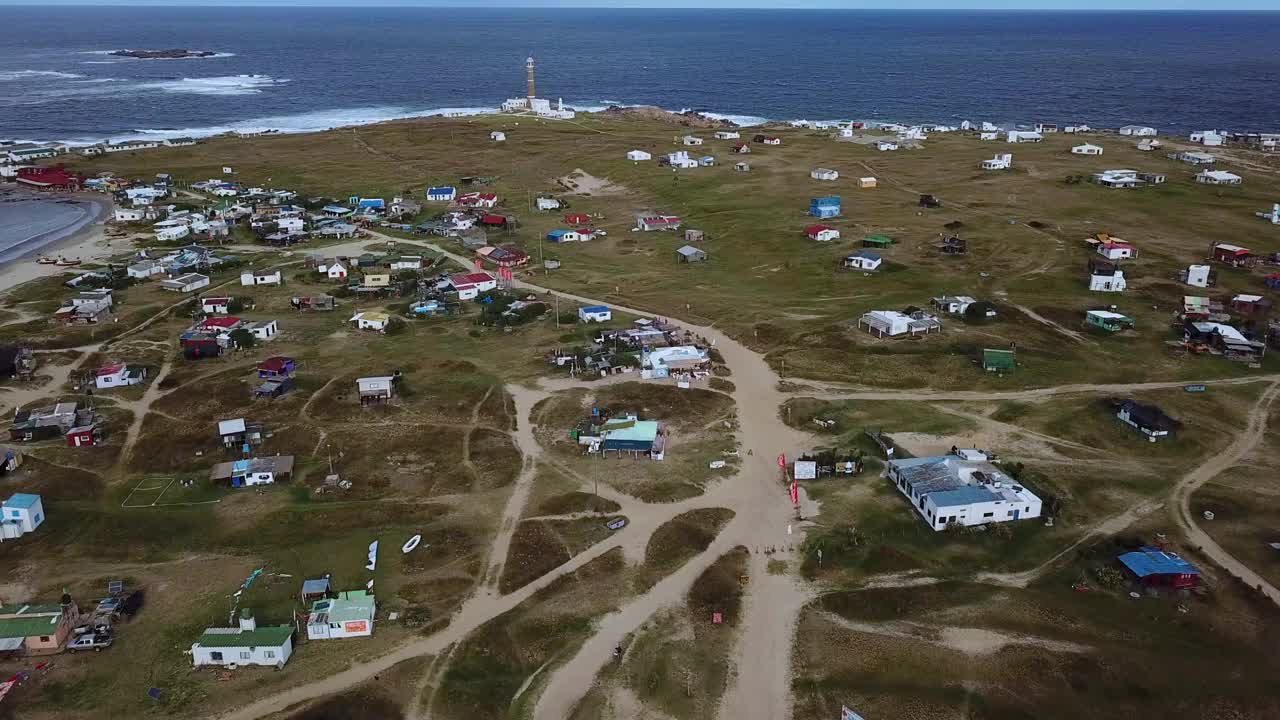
1012 509 1020 520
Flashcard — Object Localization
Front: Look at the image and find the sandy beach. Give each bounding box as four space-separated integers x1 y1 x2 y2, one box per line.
0 190 132 296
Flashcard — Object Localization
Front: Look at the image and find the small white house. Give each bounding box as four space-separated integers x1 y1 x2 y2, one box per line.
1120 125 1158 137
160 273 210 293
240 269 282 287
578 305 612 323
979 132 1000 141
713 131 740 140
876 141 899 152
326 262 348 281
1089 270 1127 292
666 151 699 169
1196 170 1242 186
682 135 703 146
2 493 45 538
535 197 562 211
1071 143 1104 156
844 251 883 272
246 320 278 341
306 591 375 640
626 149 652 161
1006 130 1043 144
490 131 506 142
126 260 165 279
202 296 231 314
350 312 390 332
981 153 1012 170
94 363 145 389
155 225 191 243
1136 139 1161 152
356 376 396 401
113 208 144 222
1185 264 1212 288
191 611 293 669
810 168 839 181
858 177 877 188
1190 130 1225 146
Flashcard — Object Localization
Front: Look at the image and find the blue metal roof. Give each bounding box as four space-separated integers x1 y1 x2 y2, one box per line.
928 486 997 507
426 186 455 195
547 229 568 238
3 493 41 509
581 305 609 313
852 250 881 260
1118 547 1200 578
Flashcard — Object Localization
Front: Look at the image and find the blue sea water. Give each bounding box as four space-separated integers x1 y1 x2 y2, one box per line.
1 7 1279 143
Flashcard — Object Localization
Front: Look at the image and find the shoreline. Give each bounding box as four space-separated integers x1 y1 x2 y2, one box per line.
0 190 129 297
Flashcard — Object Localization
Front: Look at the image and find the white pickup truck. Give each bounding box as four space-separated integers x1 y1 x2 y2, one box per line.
68 632 113 652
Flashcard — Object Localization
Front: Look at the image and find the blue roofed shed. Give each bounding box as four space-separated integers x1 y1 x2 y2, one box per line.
810 196 842 218
1118 546 1200 589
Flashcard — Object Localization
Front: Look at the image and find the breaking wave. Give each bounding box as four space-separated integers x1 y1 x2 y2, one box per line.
138 74 288 96
0 70 85 81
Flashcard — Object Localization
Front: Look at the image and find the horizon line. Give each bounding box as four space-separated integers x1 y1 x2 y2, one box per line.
3 3 1280 10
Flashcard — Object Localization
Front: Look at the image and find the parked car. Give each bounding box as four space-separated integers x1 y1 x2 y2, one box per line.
68 630 113 652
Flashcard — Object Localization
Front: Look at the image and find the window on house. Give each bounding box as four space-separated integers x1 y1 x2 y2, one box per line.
983 512 994 518
211 651 223 661
1007 510 1014 517
264 650 275 659
40 636 50 642
240 651 251 660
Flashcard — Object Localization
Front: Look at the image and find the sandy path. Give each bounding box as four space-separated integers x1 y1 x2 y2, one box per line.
821 612 1088 656
1172 382 1280 604
981 381 1280 590
479 383 550 591
1010 303 1089 344
800 373 1280 402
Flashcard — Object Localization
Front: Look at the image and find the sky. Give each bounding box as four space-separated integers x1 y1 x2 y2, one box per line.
5 0 1280 8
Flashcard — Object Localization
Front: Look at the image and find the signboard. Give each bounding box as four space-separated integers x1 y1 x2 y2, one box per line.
344 620 369 634
712 612 723 624
1183 384 1207 393
841 706 865 720
794 460 817 480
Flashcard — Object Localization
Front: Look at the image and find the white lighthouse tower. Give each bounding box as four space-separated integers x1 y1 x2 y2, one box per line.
501 55 575 119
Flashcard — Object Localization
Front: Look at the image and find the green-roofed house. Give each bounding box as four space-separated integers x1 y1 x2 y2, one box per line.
1086 310 1136 333
191 609 293 669
982 348 1016 373
574 414 666 460
0 599 76 655
862 235 894 249
306 590 376 640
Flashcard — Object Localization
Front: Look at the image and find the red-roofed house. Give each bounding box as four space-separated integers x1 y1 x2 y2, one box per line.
636 215 682 232
805 224 840 242
458 192 498 208
95 363 147 390
202 297 232 315
564 213 591 226
1096 242 1136 261
480 214 507 227
199 316 244 332
1211 243 1256 267
258 356 295 379
480 245 529 269
15 166 82 191
449 272 498 300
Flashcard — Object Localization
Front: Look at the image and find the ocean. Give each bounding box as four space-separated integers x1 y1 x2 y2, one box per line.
1 8 1279 144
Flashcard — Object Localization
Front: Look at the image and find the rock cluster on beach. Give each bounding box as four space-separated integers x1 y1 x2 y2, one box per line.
109 48 217 59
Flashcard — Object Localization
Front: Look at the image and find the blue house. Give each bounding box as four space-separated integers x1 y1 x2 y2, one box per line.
426 186 456 202
810 196 842 218
2 492 45 538
547 229 571 243
356 198 385 210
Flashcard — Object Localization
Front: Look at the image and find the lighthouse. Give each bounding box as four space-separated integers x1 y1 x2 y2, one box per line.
526 55 536 102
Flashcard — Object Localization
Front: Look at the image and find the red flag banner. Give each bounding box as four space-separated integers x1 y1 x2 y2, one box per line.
777 453 786 469
790 480 799 505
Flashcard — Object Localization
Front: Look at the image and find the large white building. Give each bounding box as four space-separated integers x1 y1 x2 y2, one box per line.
500 56 575 119
886 453 1042 531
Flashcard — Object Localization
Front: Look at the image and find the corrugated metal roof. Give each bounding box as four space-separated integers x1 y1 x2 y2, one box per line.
1118 547 1199 578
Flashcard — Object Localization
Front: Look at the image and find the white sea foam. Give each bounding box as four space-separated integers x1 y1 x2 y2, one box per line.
137 74 288 96
81 61 119 65
0 70 85 81
78 50 236 59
